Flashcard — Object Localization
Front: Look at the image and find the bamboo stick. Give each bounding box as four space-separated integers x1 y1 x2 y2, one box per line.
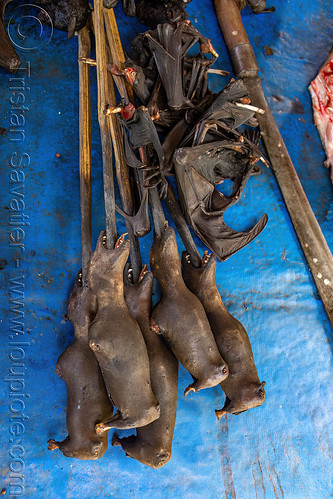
103 7 142 282
78 25 92 283
93 0 117 249
104 7 135 103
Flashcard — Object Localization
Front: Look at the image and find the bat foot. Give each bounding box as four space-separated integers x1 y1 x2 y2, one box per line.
55 364 62 378
184 385 196 397
149 318 161 334
95 423 106 435
89 339 100 351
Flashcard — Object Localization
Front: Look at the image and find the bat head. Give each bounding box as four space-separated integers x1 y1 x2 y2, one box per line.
48 436 107 460
215 381 266 418
181 250 217 296
150 224 182 281
67 271 97 328
87 231 130 291
124 264 153 322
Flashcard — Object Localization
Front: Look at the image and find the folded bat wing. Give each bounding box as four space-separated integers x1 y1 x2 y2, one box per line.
175 147 267 261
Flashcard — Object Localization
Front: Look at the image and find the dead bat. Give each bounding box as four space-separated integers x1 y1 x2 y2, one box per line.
122 0 136 16
115 186 151 238
118 105 168 199
178 138 262 187
182 252 266 416
47 272 113 460
246 0 275 13
145 22 190 109
150 223 229 395
183 55 214 103
87 232 160 432
145 21 216 110
180 79 259 147
174 139 268 261
161 118 188 174
199 78 258 128
113 265 179 468
118 61 156 105
236 0 274 12
103 0 119 8
0 0 21 72
136 0 192 28
120 106 165 179
131 32 156 70
146 79 186 130
36 0 92 38
148 54 215 129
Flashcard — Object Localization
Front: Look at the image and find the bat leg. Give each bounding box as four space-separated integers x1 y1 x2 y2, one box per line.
96 404 160 432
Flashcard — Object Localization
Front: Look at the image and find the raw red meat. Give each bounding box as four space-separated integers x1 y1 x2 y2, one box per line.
309 49 333 183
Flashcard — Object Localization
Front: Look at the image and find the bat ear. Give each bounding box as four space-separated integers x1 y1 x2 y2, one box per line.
257 381 266 394
215 408 227 420
67 16 76 39
138 265 154 288
95 231 106 251
112 433 121 447
75 269 83 286
202 252 217 275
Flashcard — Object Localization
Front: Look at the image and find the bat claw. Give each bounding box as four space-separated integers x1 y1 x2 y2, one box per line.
184 385 196 397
